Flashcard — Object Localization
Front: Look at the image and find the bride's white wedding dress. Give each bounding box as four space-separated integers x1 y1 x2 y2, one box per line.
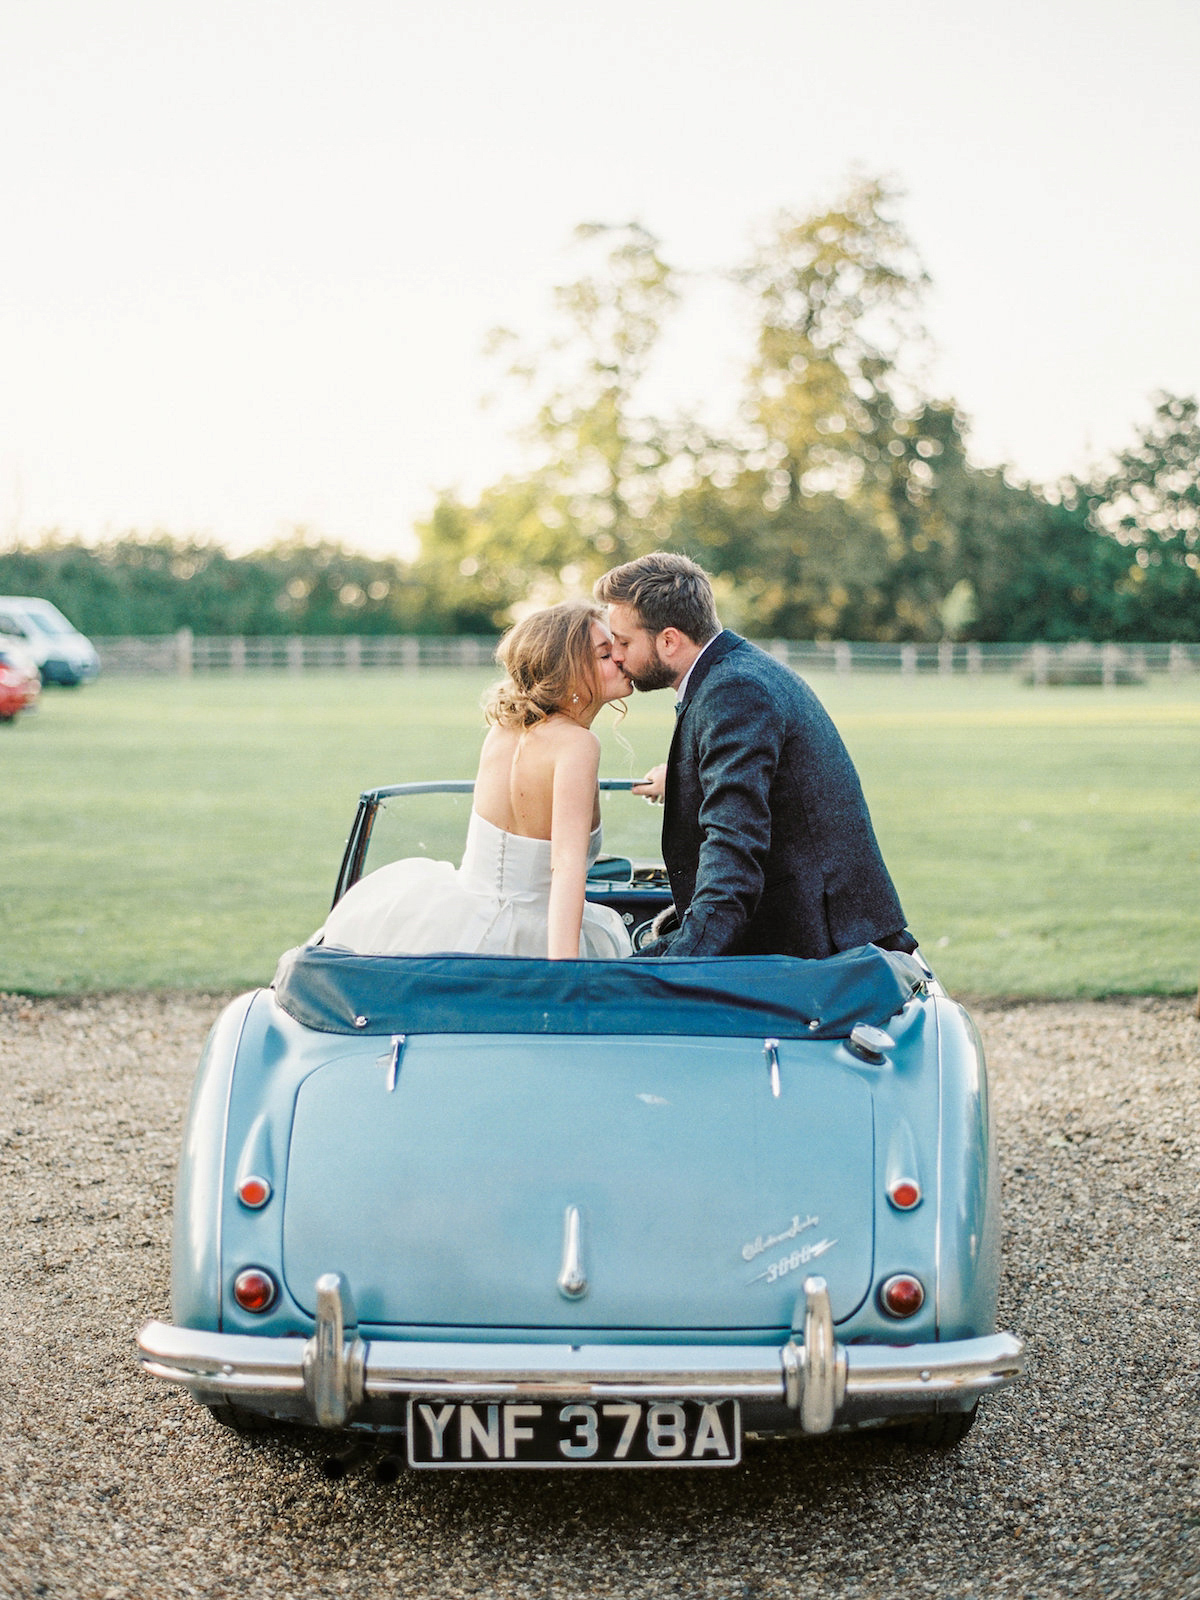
316 810 632 960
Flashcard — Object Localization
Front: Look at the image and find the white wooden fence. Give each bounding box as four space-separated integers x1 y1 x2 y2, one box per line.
92 631 1200 682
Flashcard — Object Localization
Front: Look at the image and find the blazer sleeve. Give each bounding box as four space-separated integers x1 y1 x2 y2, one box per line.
659 674 780 957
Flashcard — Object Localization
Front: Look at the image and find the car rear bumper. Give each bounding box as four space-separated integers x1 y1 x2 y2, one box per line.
138 1274 1025 1437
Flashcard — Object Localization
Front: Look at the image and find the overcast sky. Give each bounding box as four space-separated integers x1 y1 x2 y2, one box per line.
2 0 1196 555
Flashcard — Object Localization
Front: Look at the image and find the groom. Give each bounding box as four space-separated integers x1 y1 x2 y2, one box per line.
595 551 916 960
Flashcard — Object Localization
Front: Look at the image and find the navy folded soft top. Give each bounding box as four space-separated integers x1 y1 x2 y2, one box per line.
272 943 925 1041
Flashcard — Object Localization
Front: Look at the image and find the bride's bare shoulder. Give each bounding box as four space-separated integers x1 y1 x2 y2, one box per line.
477 718 597 787
540 719 601 766
507 715 598 753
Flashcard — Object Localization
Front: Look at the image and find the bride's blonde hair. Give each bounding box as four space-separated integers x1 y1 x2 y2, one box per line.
485 601 607 729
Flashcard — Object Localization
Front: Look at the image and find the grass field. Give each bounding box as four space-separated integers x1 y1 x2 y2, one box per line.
2 670 1197 998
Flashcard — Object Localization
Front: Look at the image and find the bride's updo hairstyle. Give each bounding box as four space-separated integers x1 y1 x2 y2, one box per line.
485 601 605 729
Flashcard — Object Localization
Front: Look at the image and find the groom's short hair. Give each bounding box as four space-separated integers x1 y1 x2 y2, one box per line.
595 552 720 644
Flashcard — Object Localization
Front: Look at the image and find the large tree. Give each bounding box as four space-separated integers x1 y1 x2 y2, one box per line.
410 191 1185 643
415 222 678 613
1086 393 1200 639
738 176 931 502
686 179 970 638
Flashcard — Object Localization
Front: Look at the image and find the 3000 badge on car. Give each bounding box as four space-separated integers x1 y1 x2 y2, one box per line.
407 1398 742 1468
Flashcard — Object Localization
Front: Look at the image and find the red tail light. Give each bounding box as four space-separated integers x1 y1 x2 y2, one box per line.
232 1268 277 1313
887 1178 921 1211
237 1175 272 1209
880 1274 925 1318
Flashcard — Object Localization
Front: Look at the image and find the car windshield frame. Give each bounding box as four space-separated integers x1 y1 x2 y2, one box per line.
333 779 657 907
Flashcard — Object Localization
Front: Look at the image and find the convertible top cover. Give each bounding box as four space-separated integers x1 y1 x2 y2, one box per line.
272 944 924 1040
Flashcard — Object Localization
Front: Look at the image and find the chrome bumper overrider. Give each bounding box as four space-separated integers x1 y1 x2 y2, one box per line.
137 1274 1025 1435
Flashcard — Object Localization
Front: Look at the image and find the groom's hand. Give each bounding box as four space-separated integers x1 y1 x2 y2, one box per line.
632 763 667 805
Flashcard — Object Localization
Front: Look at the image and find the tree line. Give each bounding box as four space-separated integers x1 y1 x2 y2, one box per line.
3 179 1197 643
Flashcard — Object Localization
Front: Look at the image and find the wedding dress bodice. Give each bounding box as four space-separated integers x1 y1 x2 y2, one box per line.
458 810 603 899
317 811 629 960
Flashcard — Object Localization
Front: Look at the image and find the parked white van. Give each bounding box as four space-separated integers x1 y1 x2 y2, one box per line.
0 597 100 686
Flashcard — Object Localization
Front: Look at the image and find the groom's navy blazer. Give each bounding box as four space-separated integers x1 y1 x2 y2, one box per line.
647 631 908 959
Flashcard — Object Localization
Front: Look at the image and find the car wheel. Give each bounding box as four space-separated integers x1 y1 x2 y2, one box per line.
899 1404 979 1447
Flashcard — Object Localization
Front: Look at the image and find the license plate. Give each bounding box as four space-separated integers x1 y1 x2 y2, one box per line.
406 1397 741 1468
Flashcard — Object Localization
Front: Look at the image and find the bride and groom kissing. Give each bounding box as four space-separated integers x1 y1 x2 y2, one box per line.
319 550 916 964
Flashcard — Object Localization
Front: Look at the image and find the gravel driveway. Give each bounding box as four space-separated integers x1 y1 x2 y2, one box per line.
1 991 1197 1600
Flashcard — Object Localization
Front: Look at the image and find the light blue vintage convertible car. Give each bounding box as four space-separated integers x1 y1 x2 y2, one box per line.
137 781 1024 1468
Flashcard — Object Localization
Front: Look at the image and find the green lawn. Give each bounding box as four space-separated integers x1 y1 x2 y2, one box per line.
2 670 1197 998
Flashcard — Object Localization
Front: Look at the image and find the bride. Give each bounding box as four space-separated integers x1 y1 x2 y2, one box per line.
316 601 634 960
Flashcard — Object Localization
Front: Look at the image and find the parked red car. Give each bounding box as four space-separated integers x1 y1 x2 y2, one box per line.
0 634 41 722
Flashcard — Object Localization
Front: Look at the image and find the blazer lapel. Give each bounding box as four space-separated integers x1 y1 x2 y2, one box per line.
664 632 741 814
677 631 742 715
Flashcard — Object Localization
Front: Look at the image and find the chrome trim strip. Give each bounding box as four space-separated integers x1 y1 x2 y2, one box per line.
386 1033 407 1092
763 1038 781 1098
362 780 637 801
556 1205 588 1300
840 1336 1024 1402
781 1337 802 1410
138 1322 1024 1420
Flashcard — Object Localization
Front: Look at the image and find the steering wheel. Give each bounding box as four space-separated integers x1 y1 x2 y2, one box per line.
631 904 679 952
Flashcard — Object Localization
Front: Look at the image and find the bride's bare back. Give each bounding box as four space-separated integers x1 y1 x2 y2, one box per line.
472 719 602 959
319 605 631 964
471 606 630 958
472 720 602 840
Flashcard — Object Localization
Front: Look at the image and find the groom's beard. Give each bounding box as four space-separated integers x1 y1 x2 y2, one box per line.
627 650 676 693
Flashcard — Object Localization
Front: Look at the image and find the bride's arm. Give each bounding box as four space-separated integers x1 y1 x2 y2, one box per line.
546 730 601 960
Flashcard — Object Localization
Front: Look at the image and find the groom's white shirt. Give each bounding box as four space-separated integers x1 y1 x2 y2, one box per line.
674 632 720 704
